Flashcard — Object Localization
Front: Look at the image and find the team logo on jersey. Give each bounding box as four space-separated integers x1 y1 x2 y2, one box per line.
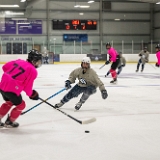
79 78 87 85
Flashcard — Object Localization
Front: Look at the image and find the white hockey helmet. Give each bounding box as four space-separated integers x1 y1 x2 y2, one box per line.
81 57 91 64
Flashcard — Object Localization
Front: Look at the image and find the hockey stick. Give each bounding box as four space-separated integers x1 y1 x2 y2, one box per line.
99 64 105 70
148 63 157 70
39 97 96 125
21 88 66 115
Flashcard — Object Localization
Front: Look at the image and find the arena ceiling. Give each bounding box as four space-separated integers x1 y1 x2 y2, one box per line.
0 0 159 10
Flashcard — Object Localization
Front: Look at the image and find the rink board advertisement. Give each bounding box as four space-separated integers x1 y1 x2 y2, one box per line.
87 54 107 61
63 34 88 42
18 20 42 34
0 20 16 34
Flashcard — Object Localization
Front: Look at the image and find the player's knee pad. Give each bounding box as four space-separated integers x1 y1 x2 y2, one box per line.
6 101 13 107
15 100 26 111
85 86 96 95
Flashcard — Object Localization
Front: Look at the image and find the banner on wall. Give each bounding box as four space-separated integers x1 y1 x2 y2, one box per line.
63 34 88 42
0 20 16 34
18 20 42 34
87 54 107 61
1 36 32 41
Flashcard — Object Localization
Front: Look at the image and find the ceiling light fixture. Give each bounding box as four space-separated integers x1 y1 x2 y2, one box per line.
88 1 94 3
20 0 26 2
114 19 120 21
79 5 90 8
79 13 84 15
74 5 80 8
5 11 24 15
156 2 160 4
0 5 19 7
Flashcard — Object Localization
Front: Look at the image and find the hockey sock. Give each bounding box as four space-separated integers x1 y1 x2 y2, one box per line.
0 101 13 119
110 69 117 79
9 100 26 122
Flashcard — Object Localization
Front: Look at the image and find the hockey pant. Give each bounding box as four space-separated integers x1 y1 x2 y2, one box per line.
61 84 96 104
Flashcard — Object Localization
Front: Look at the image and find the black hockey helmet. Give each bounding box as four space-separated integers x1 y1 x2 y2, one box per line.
106 42 111 46
27 49 42 68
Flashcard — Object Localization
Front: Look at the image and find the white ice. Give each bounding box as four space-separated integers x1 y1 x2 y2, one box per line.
0 63 160 160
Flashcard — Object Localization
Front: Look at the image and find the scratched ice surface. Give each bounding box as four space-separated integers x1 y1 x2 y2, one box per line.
0 63 160 160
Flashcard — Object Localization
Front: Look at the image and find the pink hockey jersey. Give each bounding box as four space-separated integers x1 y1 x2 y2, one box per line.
0 59 37 96
107 47 118 62
156 51 160 65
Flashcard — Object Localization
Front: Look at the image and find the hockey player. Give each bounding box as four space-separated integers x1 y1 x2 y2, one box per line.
0 49 42 128
105 52 126 76
43 53 49 64
54 57 108 110
104 42 120 84
136 46 149 72
155 44 160 67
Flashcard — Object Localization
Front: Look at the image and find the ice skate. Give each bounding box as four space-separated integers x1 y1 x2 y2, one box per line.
0 120 4 128
4 115 19 128
55 101 64 108
110 78 117 84
136 69 139 72
75 101 83 110
141 69 143 72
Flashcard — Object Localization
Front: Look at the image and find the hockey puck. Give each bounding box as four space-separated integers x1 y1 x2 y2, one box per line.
85 130 90 133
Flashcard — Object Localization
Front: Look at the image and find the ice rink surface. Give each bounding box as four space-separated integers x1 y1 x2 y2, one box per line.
0 63 160 160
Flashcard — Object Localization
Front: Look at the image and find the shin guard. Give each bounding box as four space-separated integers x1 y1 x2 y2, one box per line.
110 69 117 79
10 100 26 122
0 101 13 119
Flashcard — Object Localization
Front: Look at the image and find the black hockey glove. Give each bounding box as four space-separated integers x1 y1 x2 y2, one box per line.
65 80 71 90
139 54 142 57
101 90 108 99
155 63 159 67
29 90 39 100
121 64 125 67
105 61 110 65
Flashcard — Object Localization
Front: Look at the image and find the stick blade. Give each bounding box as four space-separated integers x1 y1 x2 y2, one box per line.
82 117 96 125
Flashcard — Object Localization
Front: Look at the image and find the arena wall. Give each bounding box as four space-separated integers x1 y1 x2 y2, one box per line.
0 54 157 63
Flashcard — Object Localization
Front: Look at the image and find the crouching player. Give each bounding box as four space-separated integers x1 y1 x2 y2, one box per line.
55 57 108 110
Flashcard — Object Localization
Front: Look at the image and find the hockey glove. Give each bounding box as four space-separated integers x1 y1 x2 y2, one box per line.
121 64 125 67
155 63 159 67
105 61 110 65
101 90 108 99
29 90 39 100
139 54 142 57
65 80 71 90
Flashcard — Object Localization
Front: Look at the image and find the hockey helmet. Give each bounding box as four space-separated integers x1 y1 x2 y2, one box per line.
155 44 160 49
27 49 42 68
106 42 111 46
81 57 91 64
